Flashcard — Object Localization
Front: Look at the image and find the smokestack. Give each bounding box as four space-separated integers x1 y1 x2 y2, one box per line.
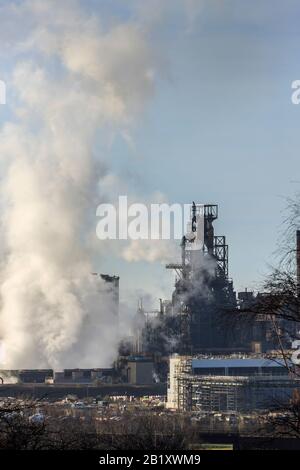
159 298 163 315
181 236 186 278
297 230 300 297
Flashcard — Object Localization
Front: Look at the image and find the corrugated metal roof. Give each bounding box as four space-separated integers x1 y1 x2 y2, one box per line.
191 358 286 369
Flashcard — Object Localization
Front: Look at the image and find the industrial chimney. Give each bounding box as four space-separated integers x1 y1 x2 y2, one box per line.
297 230 300 297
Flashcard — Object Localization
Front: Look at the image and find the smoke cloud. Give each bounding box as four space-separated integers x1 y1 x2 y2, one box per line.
0 0 159 369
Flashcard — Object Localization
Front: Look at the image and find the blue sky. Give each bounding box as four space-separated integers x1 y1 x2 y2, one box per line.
1 0 300 307
97 1 300 300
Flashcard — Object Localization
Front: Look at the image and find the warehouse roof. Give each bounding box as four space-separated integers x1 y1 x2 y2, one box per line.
191 358 286 369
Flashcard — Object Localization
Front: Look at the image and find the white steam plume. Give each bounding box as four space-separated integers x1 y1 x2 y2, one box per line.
0 0 158 369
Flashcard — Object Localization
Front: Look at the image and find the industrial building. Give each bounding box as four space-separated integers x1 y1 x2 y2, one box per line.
0 360 154 387
133 202 282 356
0 368 115 385
166 203 236 352
2 203 298 417
53 368 114 384
0 369 53 384
167 355 299 412
125 357 154 385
